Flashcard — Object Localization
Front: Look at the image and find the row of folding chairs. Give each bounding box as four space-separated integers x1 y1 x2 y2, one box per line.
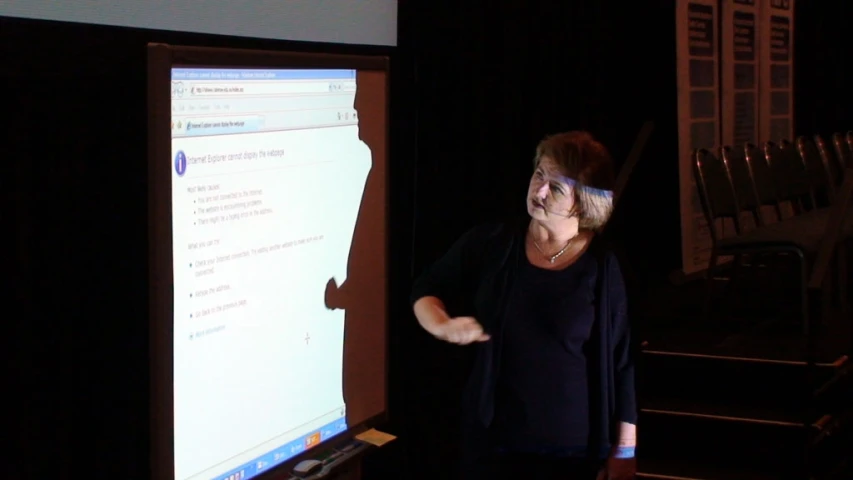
692 131 853 343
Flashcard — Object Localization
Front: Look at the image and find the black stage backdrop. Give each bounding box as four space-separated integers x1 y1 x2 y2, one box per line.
7 0 852 479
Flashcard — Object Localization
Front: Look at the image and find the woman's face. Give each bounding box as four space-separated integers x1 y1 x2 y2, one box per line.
527 156 576 221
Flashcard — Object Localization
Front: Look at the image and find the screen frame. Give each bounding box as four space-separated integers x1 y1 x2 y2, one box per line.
147 43 390 480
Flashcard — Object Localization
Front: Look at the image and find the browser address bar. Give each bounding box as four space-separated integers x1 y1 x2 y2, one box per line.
188 81 355 96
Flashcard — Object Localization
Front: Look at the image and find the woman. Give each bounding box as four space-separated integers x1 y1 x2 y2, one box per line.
411 131 637 480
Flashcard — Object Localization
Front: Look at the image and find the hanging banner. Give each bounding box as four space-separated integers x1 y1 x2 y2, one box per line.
759 0 795 142
722 0 759 147
676 0 721 275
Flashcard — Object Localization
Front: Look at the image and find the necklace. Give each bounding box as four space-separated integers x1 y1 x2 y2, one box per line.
532 237 575 264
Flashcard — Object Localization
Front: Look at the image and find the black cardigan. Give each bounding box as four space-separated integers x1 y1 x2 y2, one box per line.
411 221 637 457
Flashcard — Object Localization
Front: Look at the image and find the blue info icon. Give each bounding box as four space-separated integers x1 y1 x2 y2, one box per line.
175 150 188 177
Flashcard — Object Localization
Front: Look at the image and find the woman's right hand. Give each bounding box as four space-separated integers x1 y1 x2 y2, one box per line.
435 316 491 345
413 296 490 345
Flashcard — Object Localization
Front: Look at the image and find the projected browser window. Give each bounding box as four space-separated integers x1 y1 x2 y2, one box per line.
170 68 369 480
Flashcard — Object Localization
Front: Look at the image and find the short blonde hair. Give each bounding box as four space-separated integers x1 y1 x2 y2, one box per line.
534 131 615 230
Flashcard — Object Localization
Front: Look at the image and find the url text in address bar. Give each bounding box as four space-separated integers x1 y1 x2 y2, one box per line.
189 82 355 96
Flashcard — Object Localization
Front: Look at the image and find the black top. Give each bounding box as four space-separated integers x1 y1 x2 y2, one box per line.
491 251 597 454
410 221 636 460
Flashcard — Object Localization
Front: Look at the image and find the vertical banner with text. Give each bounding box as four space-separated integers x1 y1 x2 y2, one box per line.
759 0 794 142
676 0 721 275
722 0 759 146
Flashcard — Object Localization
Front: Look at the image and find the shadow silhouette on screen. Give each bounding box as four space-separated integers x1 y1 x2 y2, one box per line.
323 70 386 428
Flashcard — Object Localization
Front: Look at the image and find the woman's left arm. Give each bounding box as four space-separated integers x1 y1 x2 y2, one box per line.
610 252 638 431
602 253 638 480
613 315 637 455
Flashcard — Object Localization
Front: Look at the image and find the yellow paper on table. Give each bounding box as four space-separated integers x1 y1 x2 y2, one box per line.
355 428 396 447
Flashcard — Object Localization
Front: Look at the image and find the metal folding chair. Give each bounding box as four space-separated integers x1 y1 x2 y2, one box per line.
815 134 846 191
694 148 853 335
765 140 818 215
797 136 836 207
833 132 853 169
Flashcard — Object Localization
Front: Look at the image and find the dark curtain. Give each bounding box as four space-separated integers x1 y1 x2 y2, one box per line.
795 0 853 135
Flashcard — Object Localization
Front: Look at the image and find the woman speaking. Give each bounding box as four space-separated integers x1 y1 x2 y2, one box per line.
411 131 637 480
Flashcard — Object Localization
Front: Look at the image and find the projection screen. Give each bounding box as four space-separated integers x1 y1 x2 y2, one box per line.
148 44 388 480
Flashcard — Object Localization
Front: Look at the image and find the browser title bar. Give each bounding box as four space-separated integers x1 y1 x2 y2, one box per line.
171 68 356 81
